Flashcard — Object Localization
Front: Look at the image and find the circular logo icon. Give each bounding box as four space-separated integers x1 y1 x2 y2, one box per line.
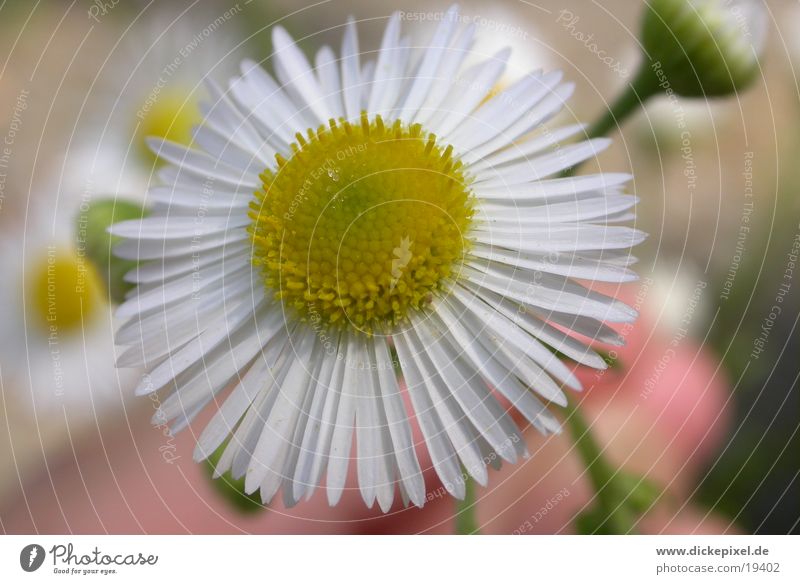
20 544 46 572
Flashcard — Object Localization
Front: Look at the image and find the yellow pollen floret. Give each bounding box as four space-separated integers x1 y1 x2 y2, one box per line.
29 249 104 334
249 113 474 333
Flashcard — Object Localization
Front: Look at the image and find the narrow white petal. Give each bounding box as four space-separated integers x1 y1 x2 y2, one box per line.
413 23 476 126
473 172 633 202
394 332 466 499
427 48 510 138
244 329 316 496
326 334 359 505
463 81 575 164
292 332 343 500
462 264 637 323
315 45 344 119
476 139 612 187
433 303 563 433
468 123 587 173
367 12 402 116
397 329 489 487
397 4 459 119
410 322 523 464
356 339 396 510
272 26 331 124
194 357 272 461
340 17 362 121
373 337 425 506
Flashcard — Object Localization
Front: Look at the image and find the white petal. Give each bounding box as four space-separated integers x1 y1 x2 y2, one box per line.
315 45 344 119
476 139 612 187
433 302 562 433
410 322 523 464
463 80 575 164
326 334 359 505
462 264 637 323
356 338 396 510
413 23 476 126
272 26 331 125
393 331 465 499
193 356 272 461
427 48 510 138
292 332 344 500
397 328 489 488
243 329 316 496
473 172 632 202
367 12 403 117
146 138 257 185
200 78 266 156
472 223 648 253
397 4 460 119
468 123 587 173
340 17 362 121
372 337 425 506
469 244 638 283
449 71 552 152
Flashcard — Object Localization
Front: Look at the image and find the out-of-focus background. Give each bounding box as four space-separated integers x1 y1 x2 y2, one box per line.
0 0 797 534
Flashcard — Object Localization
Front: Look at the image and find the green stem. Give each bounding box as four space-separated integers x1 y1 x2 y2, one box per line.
563 64 660 177
558 64 663 533
455 476 481 534
565 395 636 534
588 65 660 140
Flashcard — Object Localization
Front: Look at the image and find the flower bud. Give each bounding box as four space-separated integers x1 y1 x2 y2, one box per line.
79 198 147 304
642 0 767 96
205 443 265 514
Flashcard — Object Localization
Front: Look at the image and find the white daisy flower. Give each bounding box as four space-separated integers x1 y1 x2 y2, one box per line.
112 5 645 511
0 185 139 413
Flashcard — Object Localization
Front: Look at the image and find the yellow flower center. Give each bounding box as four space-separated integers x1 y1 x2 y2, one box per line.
29 249 104 334
137 87 200 164
250 114 474 333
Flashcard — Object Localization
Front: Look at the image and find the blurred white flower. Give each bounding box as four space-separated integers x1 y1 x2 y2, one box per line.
83 3 246 194
0 177 139 414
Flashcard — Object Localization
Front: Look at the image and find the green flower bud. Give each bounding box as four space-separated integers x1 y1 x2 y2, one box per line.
78 198 147 304
205 442 265 514
642 0 767 96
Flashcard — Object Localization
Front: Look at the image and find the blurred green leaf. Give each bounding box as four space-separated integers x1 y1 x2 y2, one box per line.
78 198 147 304
204 442 266 515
